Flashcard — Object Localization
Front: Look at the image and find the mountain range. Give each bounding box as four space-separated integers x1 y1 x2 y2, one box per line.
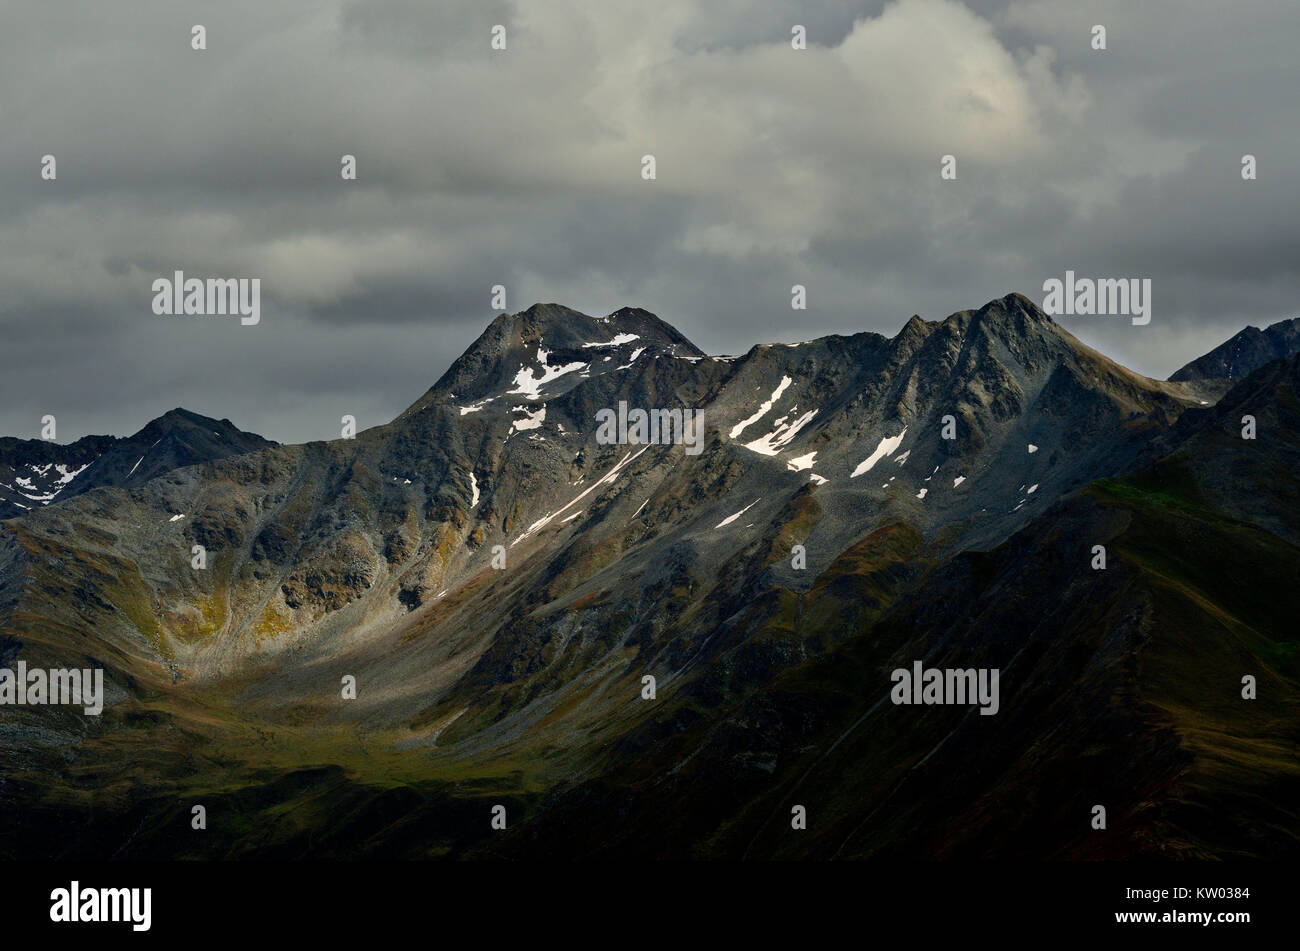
1 293 1296 860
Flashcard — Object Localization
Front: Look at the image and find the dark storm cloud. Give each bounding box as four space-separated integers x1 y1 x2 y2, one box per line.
0 0 1296 441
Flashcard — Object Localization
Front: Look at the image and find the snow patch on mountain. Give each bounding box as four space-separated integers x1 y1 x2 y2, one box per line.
716 498 761 529
745 409 818 456
509 405 546 435
851 428 907 478
730 376 792 438
508 349 586 400
615 347 646 370
55 462 90 485
582 333 640 348
786 451 818 472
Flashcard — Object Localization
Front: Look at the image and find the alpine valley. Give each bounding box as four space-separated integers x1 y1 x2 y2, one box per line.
1 293 1297 860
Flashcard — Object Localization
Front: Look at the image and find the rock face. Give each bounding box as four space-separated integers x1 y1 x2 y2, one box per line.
1 294 1297 861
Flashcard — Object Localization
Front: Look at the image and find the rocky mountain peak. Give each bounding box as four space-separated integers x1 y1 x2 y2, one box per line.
1169 315 1300 382
412 304 705 412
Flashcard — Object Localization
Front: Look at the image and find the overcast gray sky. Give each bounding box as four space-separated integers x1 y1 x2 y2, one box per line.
2 0 1296 442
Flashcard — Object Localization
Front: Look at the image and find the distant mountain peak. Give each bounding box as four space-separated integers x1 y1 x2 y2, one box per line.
1169 316 1300 382
605 305 663 323
412 304 705 410
975 291 1053 324
514 302 590 324
0 409 274 518
132 407 263 442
